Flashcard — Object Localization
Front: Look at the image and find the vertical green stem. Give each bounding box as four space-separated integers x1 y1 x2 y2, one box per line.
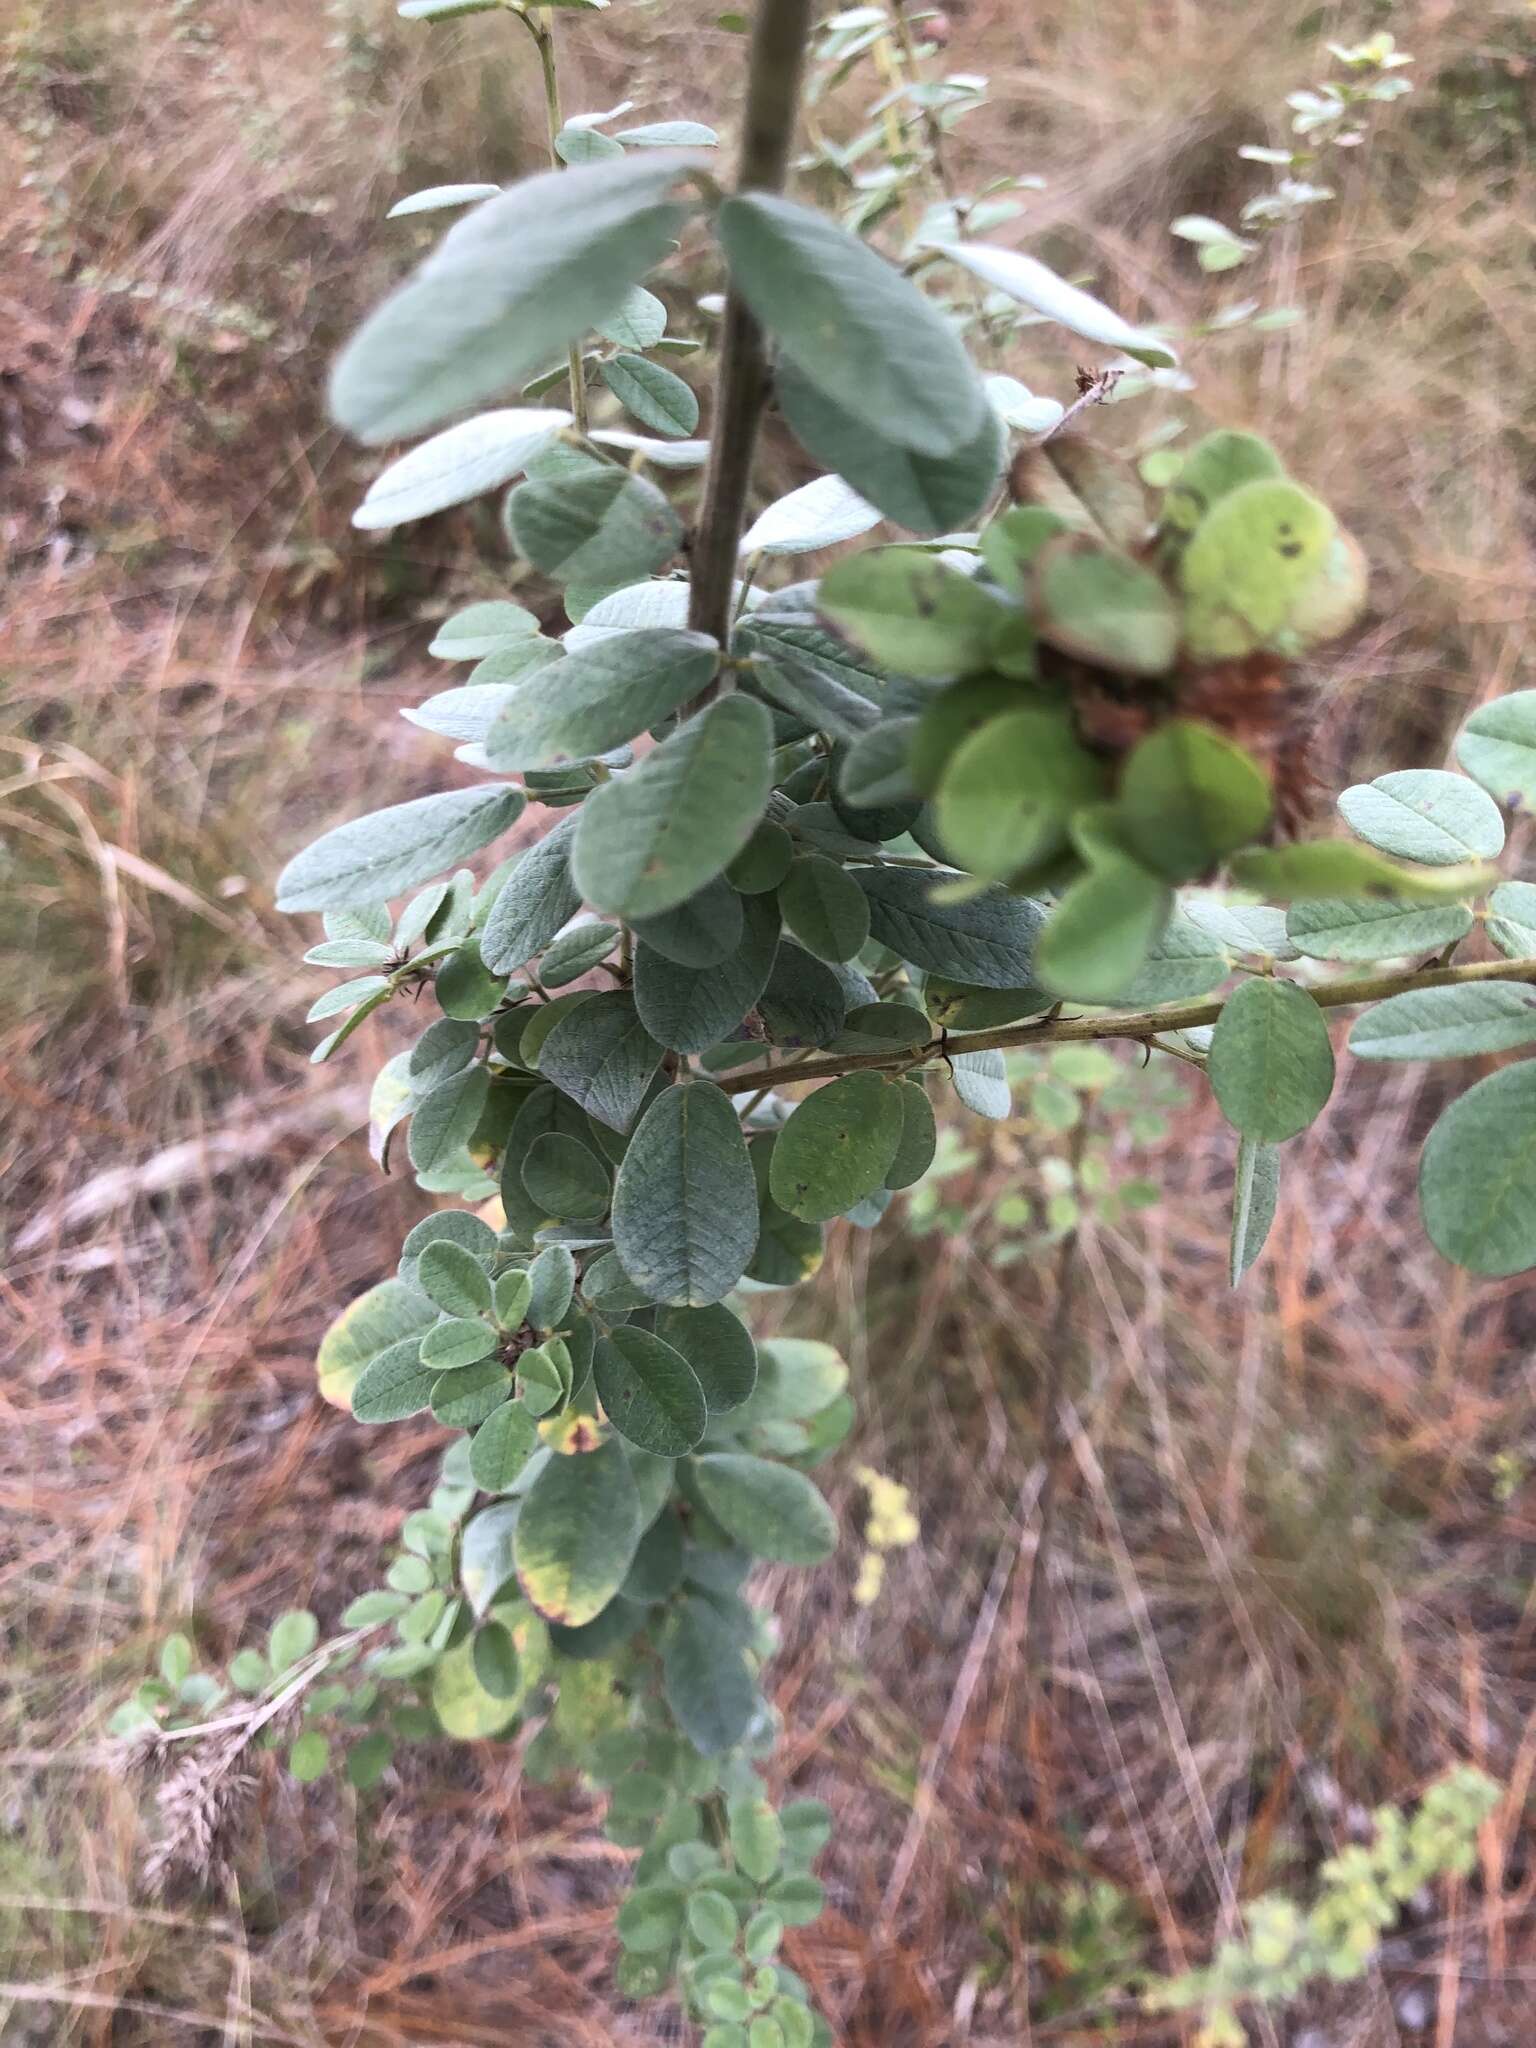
686 0 816 655
524 7 589 435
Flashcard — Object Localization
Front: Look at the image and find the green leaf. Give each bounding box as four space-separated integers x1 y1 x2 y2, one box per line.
725 1792 785 1880
838 722 920 811
507 467 683 587
521 1131 610 1220
331 155 699 444
832 1002 931 1054
635 893 781 1055
431 1631 526 1737
717 194 988 458
421 1316 499 1369
1229 841 1493 904
596 283 668 350
536 990 665 1134
480 817 581 975
459 1500 520 1616
1286 898 1473 962
740 474 882 556
734 616 883 739
1116 722 1273 880
936 240 1179 368
729 821 796 895
386 182 500 219
289 1731 330 1783
817 547 1006 678
612 1082 758 1305
538 918 620 987
776 355 1002 536
1488 881 1536 960
1455 690 1536 810
408 1065 491 1176
593 1326 707 1454
351 1336 436 1423
269 1609 318 1674
1349 981 1536 1061
665 1597 758 1757
1116 906 1229 1004
633 876 745 967
485 627 717 770
603 352 700 437
885 1079 937 1189
1338 770 1505 866
652 1304 758 1412
1034 858 1172 1002
515 1435 642 1626
948 1048 1010 1119
1207 977 1335 1142
689 1886 743 1949
1419 1061 1536 1275
469 1401 539 1491
777 856 870 964
417 1239 493 1319
1033 535 1180 677
616 1881 688 1955
429 601 542 661
934 708 1106 881
574 696 773 918
431 1356 511 1426
353 408 568 529
527 1243 578 1328
472 1619 522 1699
857 867 1045 988
769 1073 905 1222
314 1278 438 1411
1229 1136 1279 1285
277 785 525 914
746 1140 825 1288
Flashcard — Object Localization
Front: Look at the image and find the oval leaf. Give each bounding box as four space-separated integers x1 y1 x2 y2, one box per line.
1207 976 1335 1143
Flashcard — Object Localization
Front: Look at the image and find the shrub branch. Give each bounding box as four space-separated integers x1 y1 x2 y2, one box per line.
718 950 1536 1094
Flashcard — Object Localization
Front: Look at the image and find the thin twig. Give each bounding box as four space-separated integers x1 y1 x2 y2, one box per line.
714 950 1536 1096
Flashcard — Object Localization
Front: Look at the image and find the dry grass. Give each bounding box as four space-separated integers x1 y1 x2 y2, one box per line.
3 1 1535 2042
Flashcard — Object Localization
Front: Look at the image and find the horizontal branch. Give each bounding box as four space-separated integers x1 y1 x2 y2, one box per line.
718 953 1536 1096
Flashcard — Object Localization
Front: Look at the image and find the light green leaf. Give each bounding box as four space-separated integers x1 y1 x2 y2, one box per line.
1455 691 1536 810
949 1048 1010 1119
573 696 773 918
1116 906 1230 1004
777 355 1003 536
314 1278 438 1411
717 194 989 457
420 1315 499 1369
1035 859 1172 1001
515 1435 641 1627
526 1243 577 1328
1419 1061 1536 1275
536 990 665 1133
1207 977 1335 1142
469 1401 539 1491
1229 841 1493 904
537 917 619 987
429 600 542 661
733 616 883 739
666 1597 757 1756
602 352 700 437
1487 881 1536 960
1116 722 1273 879
431 1356 511 1426
1229 1137 1279 1286
269 1609 318 1675
507 467 683 586
484 627 717 769
739 474 882 556
769 1073 905 1221
351 1336 436 1423
1349 981 1536 1061
408 1064 491 1176
619 120 719 147
1286 898 1473 962
352 408 568 529
386 181 500 218
778 855 871 963
817 546 1006 678
1338 770 1505 866
611 1082 759 1305
593 1326 707 1454
935 708 1105 881
417 1238 493 1319
1033 535 1180 678
935 239 1178 368
692 1454 837 1566
288 1731 330 1783
331 155 699 444
857 866 1045 988
596 284 667 349
480 817 581 976
277 785 525 914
